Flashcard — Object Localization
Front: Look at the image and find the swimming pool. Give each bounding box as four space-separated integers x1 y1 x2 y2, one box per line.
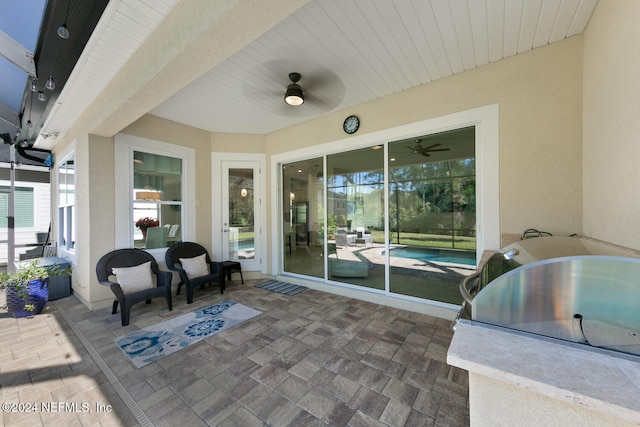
389 247 476 266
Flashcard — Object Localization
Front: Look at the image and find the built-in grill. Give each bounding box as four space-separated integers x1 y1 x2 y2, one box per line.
457 234 640 358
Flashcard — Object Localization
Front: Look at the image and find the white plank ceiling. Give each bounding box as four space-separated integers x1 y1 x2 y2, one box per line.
40 0 598 143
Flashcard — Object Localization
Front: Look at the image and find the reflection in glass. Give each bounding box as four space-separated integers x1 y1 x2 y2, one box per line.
132 151 183 248
278 127 477 306
58 157 75 250
327 147 384 290
388 127 476 304
228 168 254 261
282 158 324 277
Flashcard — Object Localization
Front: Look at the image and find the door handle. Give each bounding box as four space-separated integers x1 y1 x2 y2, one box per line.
223 229 228 233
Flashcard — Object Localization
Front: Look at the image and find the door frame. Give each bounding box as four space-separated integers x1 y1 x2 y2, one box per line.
212 152 266 273
270 104 500 276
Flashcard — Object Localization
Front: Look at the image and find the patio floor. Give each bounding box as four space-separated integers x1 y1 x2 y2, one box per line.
0 278 469 426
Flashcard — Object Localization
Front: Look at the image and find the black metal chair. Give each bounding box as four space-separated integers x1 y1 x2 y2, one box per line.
164 242 225 304
96 248 173 326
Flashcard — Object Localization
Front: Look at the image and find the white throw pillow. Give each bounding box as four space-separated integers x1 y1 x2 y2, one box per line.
179 253 210 279
112 261 155 294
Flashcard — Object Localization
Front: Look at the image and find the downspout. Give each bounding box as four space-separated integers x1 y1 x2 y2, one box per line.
7 144 15 273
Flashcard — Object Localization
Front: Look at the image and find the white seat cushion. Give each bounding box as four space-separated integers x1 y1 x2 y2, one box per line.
179 253 210 279
112 261 155 294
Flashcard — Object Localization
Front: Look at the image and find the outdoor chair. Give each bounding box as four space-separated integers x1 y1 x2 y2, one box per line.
96 248 173 326
164 242 225 304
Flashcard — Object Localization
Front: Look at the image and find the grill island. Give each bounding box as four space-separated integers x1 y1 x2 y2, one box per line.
448 235 640 426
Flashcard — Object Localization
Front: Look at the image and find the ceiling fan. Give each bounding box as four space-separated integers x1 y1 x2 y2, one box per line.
241 61 345 117
407 140 450 157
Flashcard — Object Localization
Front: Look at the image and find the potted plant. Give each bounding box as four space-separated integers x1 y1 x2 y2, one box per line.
135 217 159 238
0 260 72 318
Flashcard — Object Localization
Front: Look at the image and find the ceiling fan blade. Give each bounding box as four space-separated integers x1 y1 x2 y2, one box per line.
406 145 419 153
425 148 450 152
422 142 441 151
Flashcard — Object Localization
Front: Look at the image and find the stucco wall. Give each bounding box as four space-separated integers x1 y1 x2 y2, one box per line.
582 0 640 251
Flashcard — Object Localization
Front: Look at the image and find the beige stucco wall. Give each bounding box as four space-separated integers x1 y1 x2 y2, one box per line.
582 0 640 251
267 36 584 245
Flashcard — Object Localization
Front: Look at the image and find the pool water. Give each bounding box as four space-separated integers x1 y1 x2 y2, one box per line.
389 247 476 266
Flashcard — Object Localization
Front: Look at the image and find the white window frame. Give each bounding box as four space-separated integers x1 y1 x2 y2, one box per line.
114 134 196 261
56 145 76 260
56 152 77 253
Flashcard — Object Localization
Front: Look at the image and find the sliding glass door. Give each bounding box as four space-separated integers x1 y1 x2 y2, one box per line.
279 127 476 305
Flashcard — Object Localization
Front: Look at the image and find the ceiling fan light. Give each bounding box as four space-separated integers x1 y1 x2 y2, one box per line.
38 90 47 102
284 83 304 106
20 139 29 148
57 23 69 39
30 79 38 92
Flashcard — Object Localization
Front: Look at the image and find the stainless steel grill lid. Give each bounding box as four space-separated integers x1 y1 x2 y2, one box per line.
459 236 640 357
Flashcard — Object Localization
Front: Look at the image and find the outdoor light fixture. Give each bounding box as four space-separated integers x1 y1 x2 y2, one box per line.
241 188 248 197
45 76 55 90
57 23 69 39
284 72 304 106
30 0 69 103
57 0 70 39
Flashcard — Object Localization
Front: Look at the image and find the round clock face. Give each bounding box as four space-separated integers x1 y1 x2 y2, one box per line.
343 115 360 134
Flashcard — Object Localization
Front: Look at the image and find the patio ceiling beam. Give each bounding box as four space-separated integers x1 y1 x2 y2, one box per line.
85 0 312 139
0 29 36 77
0 101 20 130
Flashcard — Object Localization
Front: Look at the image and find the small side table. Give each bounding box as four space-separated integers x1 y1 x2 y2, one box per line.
222 261 244 284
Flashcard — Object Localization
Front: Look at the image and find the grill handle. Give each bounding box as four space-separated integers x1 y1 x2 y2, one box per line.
460 271 481 306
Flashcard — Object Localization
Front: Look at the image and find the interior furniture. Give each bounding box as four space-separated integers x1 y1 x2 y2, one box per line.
222 260 244 284
355 227 372 246
145 226 167 249
164 242 225 304
96 248 173 326
327 243 369 278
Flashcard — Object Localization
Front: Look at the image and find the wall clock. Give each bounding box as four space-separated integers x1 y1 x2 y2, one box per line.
343 115 360 134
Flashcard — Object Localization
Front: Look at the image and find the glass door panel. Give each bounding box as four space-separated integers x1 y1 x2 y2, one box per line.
388 127 477 304
282 158 324 278
227 168 254 261
327 147 385 290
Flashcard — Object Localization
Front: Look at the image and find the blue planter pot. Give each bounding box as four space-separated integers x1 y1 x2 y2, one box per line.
6 279 49 318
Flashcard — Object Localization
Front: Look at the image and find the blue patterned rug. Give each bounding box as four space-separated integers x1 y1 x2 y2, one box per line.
114 300 262 368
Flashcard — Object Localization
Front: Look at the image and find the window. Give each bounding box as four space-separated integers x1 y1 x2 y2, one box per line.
115 134 198 256
57 156 75 250
0 186 34 228
132 151 183 249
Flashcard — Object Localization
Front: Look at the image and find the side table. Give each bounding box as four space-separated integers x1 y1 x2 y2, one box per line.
222 261 244 284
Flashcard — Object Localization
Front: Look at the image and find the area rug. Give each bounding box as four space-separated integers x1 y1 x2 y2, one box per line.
114 300 262 368
255 279 307 296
